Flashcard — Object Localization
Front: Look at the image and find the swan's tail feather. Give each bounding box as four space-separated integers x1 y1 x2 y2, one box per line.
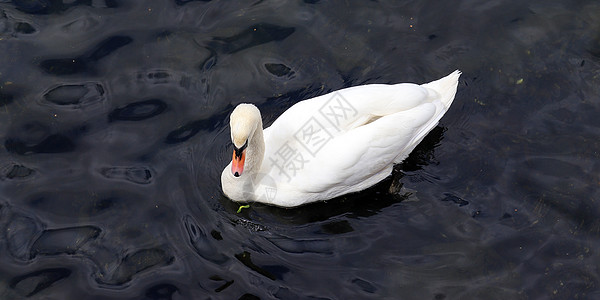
390 70 460 165
422 70 461 109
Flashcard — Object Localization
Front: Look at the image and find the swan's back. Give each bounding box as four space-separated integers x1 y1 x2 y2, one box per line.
264 70 460 146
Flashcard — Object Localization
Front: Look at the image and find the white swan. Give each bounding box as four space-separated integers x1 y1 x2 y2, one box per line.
221 70 461 207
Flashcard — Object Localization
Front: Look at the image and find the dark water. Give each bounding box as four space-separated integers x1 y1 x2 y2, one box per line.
1 0 599 299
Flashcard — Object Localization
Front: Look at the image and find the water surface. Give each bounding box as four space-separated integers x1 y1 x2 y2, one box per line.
1 0 599 299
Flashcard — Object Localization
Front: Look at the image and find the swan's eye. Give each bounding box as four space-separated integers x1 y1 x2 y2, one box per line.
233 139 248 158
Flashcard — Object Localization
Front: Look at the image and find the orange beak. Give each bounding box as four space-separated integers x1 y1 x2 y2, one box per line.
232 149 245 177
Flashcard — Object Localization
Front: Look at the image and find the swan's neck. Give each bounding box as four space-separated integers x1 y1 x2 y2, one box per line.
245 123 265 175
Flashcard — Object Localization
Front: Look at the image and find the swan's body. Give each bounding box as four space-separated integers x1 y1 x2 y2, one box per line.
221 70 461 207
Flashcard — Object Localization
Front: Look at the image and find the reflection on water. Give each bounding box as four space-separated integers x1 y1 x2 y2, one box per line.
1 0 600 299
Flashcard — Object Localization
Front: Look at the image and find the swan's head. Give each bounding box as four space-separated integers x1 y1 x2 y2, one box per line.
229 103 262 177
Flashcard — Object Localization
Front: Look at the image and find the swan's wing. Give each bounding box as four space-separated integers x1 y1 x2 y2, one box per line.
286 101 441 195
267 83 433 135
260 84 424 187
263 82 435 155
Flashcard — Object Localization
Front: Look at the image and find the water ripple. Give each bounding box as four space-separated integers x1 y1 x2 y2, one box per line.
31 226 101 258
39 35 133 76
108 99 167 122
10 268 72 297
